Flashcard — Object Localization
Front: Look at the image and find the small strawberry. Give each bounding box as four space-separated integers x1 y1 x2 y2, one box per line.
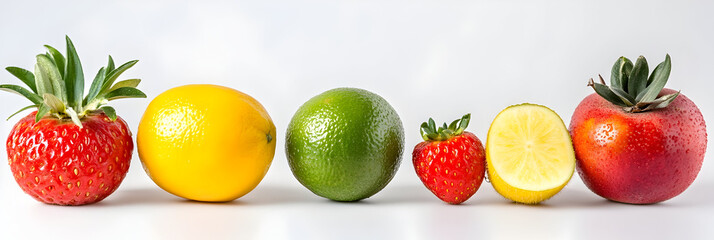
2 36 145 205
412 114 486 204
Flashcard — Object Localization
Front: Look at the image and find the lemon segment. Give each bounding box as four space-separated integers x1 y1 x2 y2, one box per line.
486 104 575 204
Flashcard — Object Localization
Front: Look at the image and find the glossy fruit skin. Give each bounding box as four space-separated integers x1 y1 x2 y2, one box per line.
138 84 276 202
7 112 132 205
412 132 485 204
286 88 404 202
570 89 707 204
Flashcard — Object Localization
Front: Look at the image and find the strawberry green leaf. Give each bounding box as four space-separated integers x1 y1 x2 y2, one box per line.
100 60 138 95
610 57 627 90
458 113 470 132
440 129 454 139
610 87 635 106
438 131 447 140
100 106 117 121
6 105 36 121
44 45 66 79
0 84 42 105
420 122 430 140
35 103 50 122
5 67 37 93
104 87 146 100
65 107 83 128
628 56 649 97
64 36 84 110
33 61 54 96
42 93 66 112
619 58 633 92
36 55 66 102
448 119 459 131
636 54 672 102
421 114 470 141
85 67 106 104
610 57 633 92
109 79 141 91
630 91 680 112
428 118 436 133
105 55 116 76
653 91 680 110
588 79 628 107
422 122 435 135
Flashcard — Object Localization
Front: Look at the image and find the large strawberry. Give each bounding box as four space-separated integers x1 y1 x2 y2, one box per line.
570 54 707 204
412 114 486 204
2 36 145 205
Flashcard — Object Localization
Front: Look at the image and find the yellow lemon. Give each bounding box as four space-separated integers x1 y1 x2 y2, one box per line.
486 103 575 204
137 84 276 202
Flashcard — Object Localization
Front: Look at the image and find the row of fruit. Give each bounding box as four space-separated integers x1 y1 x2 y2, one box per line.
1 37 707 206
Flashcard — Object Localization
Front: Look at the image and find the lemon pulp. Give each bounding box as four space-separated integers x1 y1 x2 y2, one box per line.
486 103 575 204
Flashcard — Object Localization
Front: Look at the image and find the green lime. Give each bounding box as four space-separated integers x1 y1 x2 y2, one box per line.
286 88 404 201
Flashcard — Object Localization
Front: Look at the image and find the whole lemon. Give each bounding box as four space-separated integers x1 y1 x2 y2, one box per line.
138 84 276 202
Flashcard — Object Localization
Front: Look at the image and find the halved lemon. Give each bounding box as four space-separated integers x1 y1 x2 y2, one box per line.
486 103 575 204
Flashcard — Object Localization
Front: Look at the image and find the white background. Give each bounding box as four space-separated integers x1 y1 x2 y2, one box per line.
1 0 713 239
